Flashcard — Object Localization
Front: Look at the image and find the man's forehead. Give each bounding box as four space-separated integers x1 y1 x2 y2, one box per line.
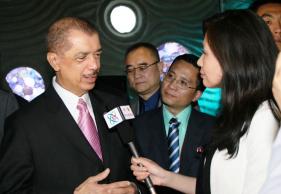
126 56 157 66
67 29 99 39
128 47 156 59
57 32 100 55
257 3 281 16
170 62 199 76
68 30 100 44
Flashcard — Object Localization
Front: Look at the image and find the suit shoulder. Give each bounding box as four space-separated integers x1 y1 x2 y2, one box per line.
91 89 129 106
11 91 49 119
0 90 10 99
135 107 161 119
133 108 162 126
192 108 216 121
190 108 217 131
0 90 16 104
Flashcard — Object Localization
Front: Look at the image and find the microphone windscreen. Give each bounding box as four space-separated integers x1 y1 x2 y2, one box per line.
115 120 135 144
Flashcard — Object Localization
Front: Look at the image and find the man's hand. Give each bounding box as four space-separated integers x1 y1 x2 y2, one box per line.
74 168 137 194
106 181 138 194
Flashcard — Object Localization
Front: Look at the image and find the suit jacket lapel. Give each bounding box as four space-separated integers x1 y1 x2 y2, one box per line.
45 87 103 164
89 91 111 168
180 109 203 172
154 108 170 169
129 97 140 116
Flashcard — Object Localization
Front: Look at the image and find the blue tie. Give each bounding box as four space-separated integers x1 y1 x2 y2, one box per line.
168 118 180 173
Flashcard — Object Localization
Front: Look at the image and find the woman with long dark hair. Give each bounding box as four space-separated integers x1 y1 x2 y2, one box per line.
131 9 280 194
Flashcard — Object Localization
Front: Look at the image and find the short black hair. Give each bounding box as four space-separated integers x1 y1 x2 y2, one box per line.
47 17 98 53
249 0 281 12
124 42 160 61
169 54 204 92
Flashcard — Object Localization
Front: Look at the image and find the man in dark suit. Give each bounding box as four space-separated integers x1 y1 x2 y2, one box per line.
0 89 18 143
0 17 142 194
133 54 215 194
124 42 163 116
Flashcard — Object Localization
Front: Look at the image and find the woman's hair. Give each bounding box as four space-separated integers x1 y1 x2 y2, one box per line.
206 10 279 157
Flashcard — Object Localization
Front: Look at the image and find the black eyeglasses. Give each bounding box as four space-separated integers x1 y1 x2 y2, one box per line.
125 61 159 74
163 72 197 90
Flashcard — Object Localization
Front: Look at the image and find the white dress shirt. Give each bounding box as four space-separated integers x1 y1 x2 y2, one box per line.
52 76 97 126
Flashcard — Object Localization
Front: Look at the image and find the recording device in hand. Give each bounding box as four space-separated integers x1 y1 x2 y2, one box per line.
103 106 157 194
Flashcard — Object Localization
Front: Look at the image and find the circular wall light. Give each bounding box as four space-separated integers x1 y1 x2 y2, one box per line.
103 0 144 37
110 5 136 33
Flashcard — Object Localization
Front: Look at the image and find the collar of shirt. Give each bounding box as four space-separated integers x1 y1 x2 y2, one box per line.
163 104 192 152
139 89 161 113
52 76 96 124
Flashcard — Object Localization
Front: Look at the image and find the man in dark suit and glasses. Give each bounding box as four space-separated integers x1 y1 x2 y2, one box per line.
124 42 163 116
0 17 143 194
133 54 215 194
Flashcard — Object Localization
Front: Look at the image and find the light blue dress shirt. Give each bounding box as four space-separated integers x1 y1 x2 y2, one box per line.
162 104 192 152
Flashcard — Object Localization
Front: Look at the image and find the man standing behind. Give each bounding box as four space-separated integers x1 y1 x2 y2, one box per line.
124 42 163 116
133 54 215 194
250 0 281 50
0 89 18 143
0 17 140 194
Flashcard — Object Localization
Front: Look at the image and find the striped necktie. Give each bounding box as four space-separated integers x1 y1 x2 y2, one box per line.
168 118 180 173
77 98 103 161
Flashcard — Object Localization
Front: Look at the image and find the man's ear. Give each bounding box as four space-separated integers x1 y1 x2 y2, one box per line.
47 52 60 71
192 90 202 102
157 61 164 74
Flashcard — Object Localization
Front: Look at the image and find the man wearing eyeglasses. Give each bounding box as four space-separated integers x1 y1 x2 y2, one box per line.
132 54 215 194
124 42 163 116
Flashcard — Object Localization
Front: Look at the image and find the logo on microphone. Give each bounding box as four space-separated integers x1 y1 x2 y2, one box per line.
103 107 123 128
107 112 120 125
120 105 135 120
103 106 135 129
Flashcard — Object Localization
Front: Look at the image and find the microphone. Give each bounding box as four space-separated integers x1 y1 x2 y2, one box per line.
103 106 157 194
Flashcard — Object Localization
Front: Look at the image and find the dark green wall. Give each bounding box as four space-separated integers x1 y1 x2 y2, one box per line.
0 0 220 90
0 0 253 91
